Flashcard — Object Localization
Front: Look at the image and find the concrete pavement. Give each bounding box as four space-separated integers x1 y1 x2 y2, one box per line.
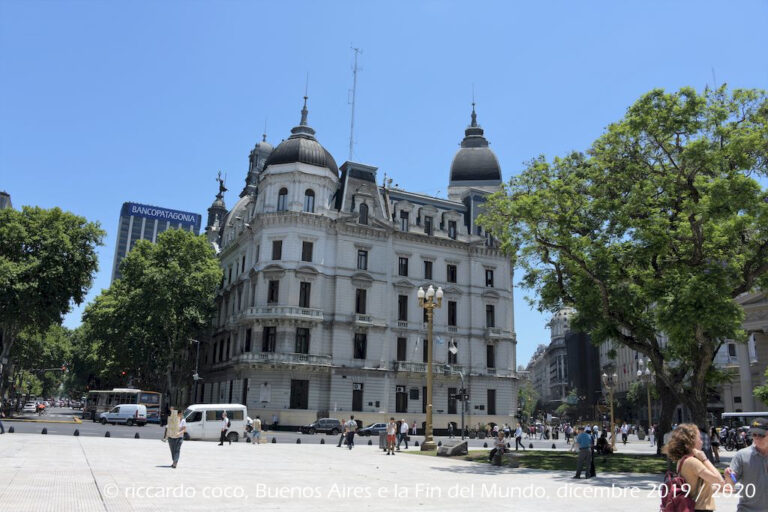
0 433 743 512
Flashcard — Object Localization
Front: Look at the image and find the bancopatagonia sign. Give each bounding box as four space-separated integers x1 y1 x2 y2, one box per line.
121 202 201 232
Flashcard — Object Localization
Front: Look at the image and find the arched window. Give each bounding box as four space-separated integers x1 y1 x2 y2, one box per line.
277 188 288 212
359 203 369 225
303 189 315 213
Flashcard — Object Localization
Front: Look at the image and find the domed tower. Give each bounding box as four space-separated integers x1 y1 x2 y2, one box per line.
549 306 576 342
241 133 273 197
205 173 228 246
255 96 339 215
447 103 502 201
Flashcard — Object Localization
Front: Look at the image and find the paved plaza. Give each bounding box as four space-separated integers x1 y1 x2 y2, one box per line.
0 433 742 512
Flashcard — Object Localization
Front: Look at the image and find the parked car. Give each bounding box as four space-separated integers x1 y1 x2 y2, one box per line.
358 423 388 436
99 404 147 426
300 418 342 435
22 402 37 413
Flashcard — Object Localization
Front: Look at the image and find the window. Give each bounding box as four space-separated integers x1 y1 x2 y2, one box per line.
399 257 409 276
398 295 408 321
486 305 495 328
485 269 494 287
396 337 407 362
395 386 408 413
359 204 369 225
447 264 457 283
424 260 433 280
272 240 282 260
355 289 367 314
267 280 279 304
424 216 433 235
299 282 311 308
290 380 309 409
354 333 367 359
448 387 457 414
734 396 742 403
352 382 364 411
186 411 202 422
357 250 368 270
486 344 495 368
448 220 457 240
228 267 232 283
301 241 313 262
244 328 252 352
295 328 310 354
303 189 315 213
448 301 457 326
262 327 276 352
277 188 288 211
448 340 457 364
487 389 496 415
399 210 409 231
218 339 224 361
241 255 246 273
728 344 736 357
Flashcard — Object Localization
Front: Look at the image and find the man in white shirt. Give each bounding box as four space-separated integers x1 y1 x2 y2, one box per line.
397 419 409 450
218 411 230 446
345 415 357 450
514 424 525 451
621 423 629 444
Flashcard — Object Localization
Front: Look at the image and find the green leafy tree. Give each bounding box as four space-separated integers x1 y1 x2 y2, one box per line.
518 380 539 423
82 229 221 403
0 206 104 398
480 86 768 442
11 325 74 398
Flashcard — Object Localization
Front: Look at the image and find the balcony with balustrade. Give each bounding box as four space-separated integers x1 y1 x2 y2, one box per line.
240 306 324 324
213 351 333 370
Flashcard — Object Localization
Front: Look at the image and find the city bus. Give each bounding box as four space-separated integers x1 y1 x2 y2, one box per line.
720 411 768 428
83 388 162 423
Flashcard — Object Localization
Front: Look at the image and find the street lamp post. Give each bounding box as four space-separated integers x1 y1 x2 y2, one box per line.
637 358 653 433
418 284 443 451
191 339 201 403
602 371 618 452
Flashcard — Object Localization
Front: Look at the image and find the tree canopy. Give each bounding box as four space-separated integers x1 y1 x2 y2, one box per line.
0 206 104 397
479 86 768 432
81 229 221 402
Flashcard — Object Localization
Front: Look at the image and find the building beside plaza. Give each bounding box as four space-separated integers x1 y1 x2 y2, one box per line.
197 100 519 429
0 191 11 210
111 202 202 282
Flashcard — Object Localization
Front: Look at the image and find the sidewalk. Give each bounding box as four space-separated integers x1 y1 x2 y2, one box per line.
0 434 739 512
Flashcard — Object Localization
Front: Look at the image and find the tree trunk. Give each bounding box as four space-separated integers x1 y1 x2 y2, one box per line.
656 378 679 456
0 325 17 400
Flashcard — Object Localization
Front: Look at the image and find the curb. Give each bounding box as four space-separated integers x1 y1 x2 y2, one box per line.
4 418 80 424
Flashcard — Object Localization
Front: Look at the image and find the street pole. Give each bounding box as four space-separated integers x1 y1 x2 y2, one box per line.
418 285 442 452
192 339 201 403
602 371 618 452
459 370 465 440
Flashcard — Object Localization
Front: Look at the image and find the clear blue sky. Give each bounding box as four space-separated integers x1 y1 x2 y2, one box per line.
2 1 767 367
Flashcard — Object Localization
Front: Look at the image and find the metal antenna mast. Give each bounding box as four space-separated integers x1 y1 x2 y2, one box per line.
348 47 362 161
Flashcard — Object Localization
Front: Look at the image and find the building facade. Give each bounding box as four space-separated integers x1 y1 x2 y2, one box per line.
111 202 202 282
198 100 519 428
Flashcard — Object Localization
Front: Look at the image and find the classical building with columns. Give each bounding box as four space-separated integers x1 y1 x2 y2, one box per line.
197 99 519 429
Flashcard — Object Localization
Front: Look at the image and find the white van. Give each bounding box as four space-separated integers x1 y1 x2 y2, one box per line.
182 404 247 442
99 404 147 426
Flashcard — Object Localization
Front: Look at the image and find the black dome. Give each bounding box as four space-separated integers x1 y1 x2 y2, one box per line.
449 106 501 184
264 98 339 176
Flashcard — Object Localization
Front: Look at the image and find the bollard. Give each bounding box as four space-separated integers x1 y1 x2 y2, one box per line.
368 439 372 445
74 429 80 436
415 441 419 447
483 442 488 448
8 426 13 433
105 431 111 438
41 428 48 435
529 443 533 449
320 438 325 444
552 443 556 449
437 441 442 447
272 437 276 443
506 442 511 449
296 438 301 444
135 433 140 439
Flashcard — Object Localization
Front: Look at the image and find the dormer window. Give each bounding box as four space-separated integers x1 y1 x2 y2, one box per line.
303 189 315 213
277 188 288 212
359 204 369 225
400 211 409 232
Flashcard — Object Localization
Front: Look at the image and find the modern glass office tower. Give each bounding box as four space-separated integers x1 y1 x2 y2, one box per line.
111 202 202 282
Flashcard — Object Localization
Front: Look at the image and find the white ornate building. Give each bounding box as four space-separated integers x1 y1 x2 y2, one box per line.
197 99 519 428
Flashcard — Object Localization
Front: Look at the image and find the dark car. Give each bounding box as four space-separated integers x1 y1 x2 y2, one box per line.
301 418 342 435
358 422 388 436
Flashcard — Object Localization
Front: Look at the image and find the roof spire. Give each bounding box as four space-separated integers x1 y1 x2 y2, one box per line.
300 95 308 126
263 118 267 142
471 101 477 127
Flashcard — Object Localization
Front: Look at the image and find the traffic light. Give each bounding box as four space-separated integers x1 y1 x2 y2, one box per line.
121 371 126 376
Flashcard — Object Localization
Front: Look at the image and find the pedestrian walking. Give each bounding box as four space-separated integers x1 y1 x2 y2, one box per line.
397 419 409 450
411 420 417 436
386 418 397 455
337 417 347 447
724 417 768 512
620 423 629 444
514 424 525 451
662 423 724 512
165 409 186 468
345 415 357 449
218 411 231 446
709 426 719 463
699 424 715 464
272 413 279 431
448 422 454 439
572 426 593 479
649 424 655 446
251 416 262 445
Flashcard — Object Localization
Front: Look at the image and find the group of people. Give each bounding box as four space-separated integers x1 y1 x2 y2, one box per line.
663 418 767 512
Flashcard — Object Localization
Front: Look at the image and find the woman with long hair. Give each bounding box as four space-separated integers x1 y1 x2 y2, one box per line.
662 424 725 512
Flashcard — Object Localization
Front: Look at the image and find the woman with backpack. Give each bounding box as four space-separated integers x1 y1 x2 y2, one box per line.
661 424 725 512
